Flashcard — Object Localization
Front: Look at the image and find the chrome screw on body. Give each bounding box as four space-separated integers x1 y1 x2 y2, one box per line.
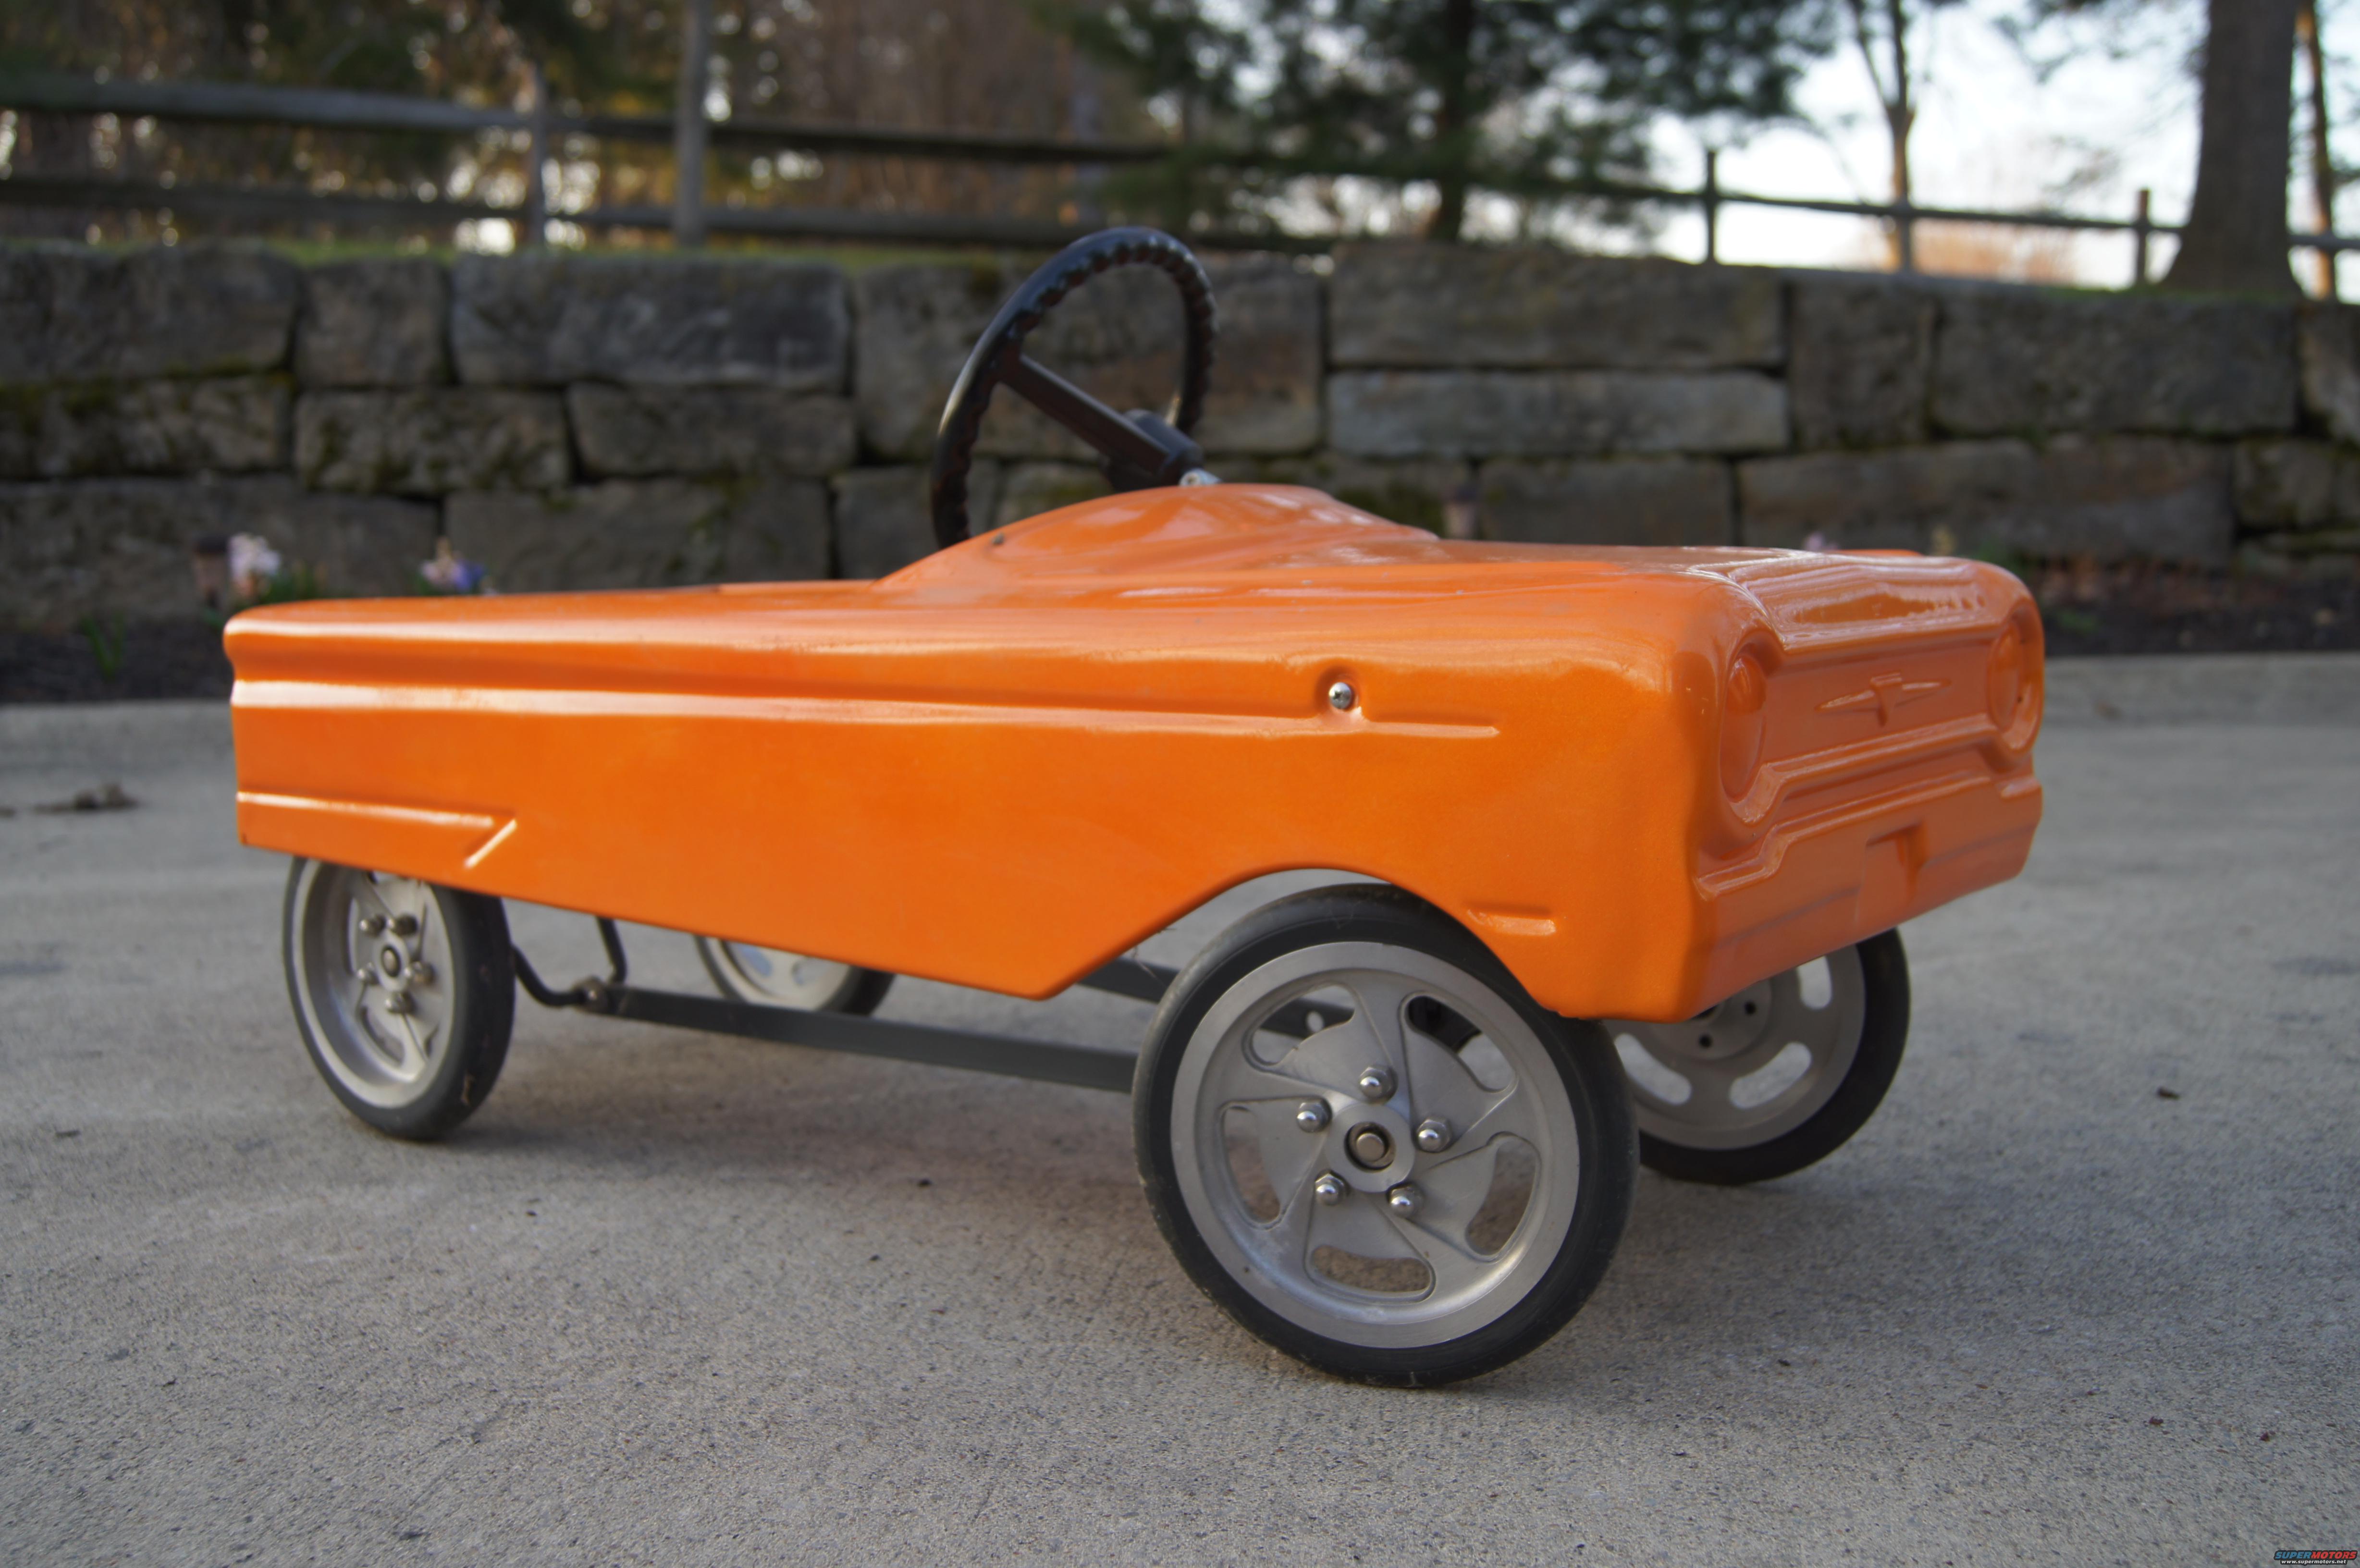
1356 1065 1395 1101
1327 681 1356 711
1313 1173 1347 1206
1386 1184 1423 1219
1414 1118 1452 1153
1296 1100 1331 1133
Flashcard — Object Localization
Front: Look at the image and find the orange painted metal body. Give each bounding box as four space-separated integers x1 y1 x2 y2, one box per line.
225 484 2044 1023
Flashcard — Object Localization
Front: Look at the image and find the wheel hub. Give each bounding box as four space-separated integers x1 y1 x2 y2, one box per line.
1320 1099 1415 1193
1662 980 1775 1062
290 863 460 1111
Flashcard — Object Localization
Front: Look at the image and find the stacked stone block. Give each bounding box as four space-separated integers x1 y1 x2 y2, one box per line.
1 237 2351 638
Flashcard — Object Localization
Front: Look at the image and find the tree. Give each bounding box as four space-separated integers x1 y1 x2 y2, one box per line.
1038 0 1841 242
2025 0 2303 294
2168 0 2301 292
2297 0 2336 296
1841 0 1966 270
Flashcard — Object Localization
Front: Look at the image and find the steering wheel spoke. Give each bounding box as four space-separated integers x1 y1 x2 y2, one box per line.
1002 355 1199 482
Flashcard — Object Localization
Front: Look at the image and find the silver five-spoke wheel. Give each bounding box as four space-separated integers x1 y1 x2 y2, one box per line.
1136 886 1635 1385
283 859 515 1140
1609 931 1911 1185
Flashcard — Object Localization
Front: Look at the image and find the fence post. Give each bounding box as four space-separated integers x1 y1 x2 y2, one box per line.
2131 187 2151 287
1893 198 1917 273
1701 148 1720 265
521 60 548 249
672 0 712 248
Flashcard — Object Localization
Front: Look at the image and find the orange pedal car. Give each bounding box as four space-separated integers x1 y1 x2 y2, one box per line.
228 229 2044 1384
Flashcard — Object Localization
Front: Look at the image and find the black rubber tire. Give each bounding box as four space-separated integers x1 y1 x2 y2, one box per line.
1134 885 1638 1387
1636 930 1911 1186
694 937 896 1017
282 859 516 1142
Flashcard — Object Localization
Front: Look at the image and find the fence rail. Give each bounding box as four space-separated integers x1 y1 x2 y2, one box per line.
5 68 2355 275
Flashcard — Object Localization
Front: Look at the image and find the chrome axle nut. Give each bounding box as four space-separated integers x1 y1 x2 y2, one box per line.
1313 1173 1347 1206
1295 1100 1331 1133
1356 1065 1395 1101
1385 1183 1423 1219
1347 1124 1393 1169
1327 680 1356 711
1414 1118 1452 1154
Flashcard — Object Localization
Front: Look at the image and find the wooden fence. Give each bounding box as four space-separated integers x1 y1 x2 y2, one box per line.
5 66 2353 283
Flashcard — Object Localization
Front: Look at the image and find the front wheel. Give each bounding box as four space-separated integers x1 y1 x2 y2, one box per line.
1609 931 1910 1186
1135 886 1637 1386
282 858 515 1141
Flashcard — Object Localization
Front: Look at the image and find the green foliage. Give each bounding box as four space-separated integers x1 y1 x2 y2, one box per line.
76 612 127 682
1035 0 1841 239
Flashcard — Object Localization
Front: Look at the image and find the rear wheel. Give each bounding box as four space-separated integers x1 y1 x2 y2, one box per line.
693 937 894 1015
282 858 515 1141
1610 931 1910 1186
1135 886 1636 1386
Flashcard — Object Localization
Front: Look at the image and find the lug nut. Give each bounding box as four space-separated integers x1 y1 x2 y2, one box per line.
1295 1100 1330 1133
1347 1124 1393 1169
406 960 436 985
390 913 420 937
1386 1183 1423 1219
1414 1118 1452 1154
354 967 378 987
384 992 416 1016
1313 1173 1346 1206
357 913 386 935
1356 1065 1395 1101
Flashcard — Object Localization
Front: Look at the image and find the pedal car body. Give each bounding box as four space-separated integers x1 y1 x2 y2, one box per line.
227 481 2041 1025
229 228 2046 1386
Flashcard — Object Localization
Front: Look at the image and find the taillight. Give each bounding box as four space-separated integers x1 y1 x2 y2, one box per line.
1987 605 2043 752
1721 649 1767 798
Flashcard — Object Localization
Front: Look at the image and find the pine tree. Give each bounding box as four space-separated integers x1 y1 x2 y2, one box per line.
1037 0 1841 241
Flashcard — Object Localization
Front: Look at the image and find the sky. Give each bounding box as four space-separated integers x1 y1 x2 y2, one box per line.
1640 0 2348 292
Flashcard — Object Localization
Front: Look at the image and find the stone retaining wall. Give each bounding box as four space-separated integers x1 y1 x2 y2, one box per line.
3 239 2353 633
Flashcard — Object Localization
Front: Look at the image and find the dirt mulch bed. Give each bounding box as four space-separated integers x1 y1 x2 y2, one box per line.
4 571 2356 703
1 621 234 703
2028 561 2360 658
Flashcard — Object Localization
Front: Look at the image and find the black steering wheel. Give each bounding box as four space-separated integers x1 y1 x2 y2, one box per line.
929 227 1218 550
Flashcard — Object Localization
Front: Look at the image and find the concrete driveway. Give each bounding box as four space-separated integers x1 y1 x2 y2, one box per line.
2 656 2355 1565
